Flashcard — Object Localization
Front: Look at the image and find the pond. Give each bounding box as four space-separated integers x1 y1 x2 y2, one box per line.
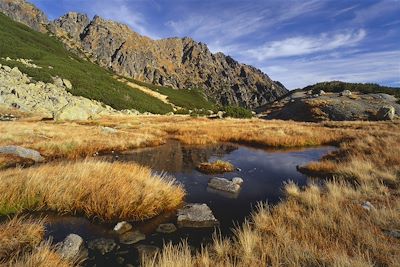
44 140 335 266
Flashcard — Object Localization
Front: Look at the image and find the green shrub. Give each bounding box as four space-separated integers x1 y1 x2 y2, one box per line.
223 106 253 118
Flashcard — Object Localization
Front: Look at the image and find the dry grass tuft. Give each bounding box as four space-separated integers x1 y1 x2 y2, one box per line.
197 160 235 174
0 160 185 220
0 216 44 263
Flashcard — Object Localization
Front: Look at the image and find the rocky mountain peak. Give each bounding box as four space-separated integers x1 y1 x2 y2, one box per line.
0 0 288 109
0 0 48 32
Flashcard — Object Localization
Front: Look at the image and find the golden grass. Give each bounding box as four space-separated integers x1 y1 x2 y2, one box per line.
0 120 165 160
143 121 400 266
197 160 235 174
0 160 185 220
0 217 73 267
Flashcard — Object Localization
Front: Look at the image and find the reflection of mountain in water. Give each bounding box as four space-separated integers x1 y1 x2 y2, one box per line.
103 140 238 173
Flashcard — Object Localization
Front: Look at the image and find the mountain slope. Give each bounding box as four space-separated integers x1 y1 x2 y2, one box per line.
0 12 176 114
0 0 288 110
50 13 288 109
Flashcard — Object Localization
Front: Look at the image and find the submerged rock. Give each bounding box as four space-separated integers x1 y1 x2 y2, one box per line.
177 203 219 228
135 245 160 259
88 238 118 255
156 223 177 234
113 221 132 235
119 231 145 245
208 177 242 194
0 145 44 162
58 234 88 261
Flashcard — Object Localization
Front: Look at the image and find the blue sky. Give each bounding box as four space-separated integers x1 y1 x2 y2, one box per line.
31 0 400 89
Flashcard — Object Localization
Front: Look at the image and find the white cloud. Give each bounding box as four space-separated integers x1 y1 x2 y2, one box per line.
262 50 400 89
246 29 366 61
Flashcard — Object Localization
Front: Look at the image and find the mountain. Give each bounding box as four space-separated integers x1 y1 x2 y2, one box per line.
0 0 288 109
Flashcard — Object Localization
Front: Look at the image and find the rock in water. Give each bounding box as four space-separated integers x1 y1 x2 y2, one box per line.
58 234 88 261
119 231 145 245
113 221 132 235
208 177 242 194
0 145 44 162
177 203 219 228
156 223 177 234
377 106 395 121
88 238 118 255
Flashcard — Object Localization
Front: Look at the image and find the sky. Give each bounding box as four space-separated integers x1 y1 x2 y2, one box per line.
30 0 400 89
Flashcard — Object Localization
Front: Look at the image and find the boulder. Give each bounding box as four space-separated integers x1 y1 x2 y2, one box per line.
10 67 22 78
58 234 88 261
62 79 73 89
340 90 352 96
119 231 145 245
0 145 45 162
208 177 242 194
377 106 395 121
54 103 91 121
2 65 11 72
177 203 219 228
156 223 177 234
113 221 132 235
53 77 64 87
88 238 118 255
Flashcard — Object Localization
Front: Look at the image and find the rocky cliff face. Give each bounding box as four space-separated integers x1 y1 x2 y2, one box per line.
0 0 288 109
0 0 48 32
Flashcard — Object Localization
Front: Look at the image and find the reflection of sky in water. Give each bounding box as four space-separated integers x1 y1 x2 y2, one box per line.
45 143 336 261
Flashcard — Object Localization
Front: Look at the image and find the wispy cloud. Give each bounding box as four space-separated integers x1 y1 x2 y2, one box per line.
262 50 400 89
245 29 366 61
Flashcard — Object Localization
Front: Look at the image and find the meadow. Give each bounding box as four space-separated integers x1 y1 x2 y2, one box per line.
0 115 399 266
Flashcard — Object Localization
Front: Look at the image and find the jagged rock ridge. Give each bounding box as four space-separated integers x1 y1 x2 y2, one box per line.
0 1 288 109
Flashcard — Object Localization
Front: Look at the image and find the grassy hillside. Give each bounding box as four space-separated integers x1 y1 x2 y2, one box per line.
0 13 173 114
304 81 400 99
129 78 216 110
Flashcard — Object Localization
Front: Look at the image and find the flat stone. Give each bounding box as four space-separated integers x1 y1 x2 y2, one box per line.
114 221 133 235
136 245 160 259
208 177 241 194
0 145 45 162
58 234 88 261
156 223 177 234
177 203 219 228
88 238 118 255
119 231 145 245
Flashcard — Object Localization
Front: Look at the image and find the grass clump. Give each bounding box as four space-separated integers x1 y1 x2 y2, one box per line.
197 160 235 174
0 217 73 267
0 13 173 114
0 160 185 220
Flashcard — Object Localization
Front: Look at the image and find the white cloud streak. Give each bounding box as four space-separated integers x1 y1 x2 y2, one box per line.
245 29 366 61
262 50 400 89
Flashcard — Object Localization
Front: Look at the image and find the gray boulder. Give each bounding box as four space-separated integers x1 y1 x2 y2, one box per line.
208 177 242 194
177 203 219 228
58 234 88 261
113 221 132 235
340 90 352 96
377 106 395 121
0 145 44 162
